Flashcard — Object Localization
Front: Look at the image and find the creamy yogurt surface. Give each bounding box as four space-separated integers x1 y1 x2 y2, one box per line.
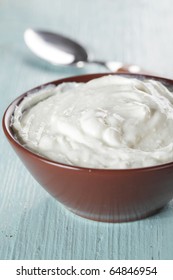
12 75 173 169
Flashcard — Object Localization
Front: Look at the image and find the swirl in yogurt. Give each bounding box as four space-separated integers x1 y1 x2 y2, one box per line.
12 75 173 169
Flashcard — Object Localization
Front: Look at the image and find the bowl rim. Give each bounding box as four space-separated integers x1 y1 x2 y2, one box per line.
3 72 173 173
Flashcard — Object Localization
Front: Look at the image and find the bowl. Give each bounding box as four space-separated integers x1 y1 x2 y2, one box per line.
3 73 173 223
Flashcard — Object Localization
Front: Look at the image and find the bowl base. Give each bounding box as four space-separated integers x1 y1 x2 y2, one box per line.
68 207 164 223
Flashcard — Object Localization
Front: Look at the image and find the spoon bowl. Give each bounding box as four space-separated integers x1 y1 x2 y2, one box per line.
24 29 88 65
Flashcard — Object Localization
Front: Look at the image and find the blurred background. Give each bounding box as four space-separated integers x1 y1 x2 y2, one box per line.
1 0 173 90
1 0 173 260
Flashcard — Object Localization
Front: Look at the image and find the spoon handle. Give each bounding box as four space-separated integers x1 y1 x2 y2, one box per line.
90 60 147 74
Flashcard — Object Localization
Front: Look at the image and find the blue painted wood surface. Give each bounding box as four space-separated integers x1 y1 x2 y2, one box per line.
1 0 173 260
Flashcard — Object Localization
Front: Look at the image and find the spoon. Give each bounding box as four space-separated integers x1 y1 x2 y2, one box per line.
24 29 144 73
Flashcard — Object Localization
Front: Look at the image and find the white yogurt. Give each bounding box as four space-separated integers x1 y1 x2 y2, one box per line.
12 75 173 169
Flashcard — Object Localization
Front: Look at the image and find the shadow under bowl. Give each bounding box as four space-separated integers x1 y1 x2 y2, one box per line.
3 72 173 223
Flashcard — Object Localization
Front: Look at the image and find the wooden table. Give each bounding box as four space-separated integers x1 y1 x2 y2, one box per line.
1 0 173 260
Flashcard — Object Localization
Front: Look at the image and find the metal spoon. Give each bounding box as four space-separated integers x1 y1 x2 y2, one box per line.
24 29 143 73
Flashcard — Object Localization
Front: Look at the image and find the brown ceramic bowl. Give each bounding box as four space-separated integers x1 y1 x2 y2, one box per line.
3 73 173 223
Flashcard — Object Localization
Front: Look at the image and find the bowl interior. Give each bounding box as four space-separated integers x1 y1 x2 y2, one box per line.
3 72 173 172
